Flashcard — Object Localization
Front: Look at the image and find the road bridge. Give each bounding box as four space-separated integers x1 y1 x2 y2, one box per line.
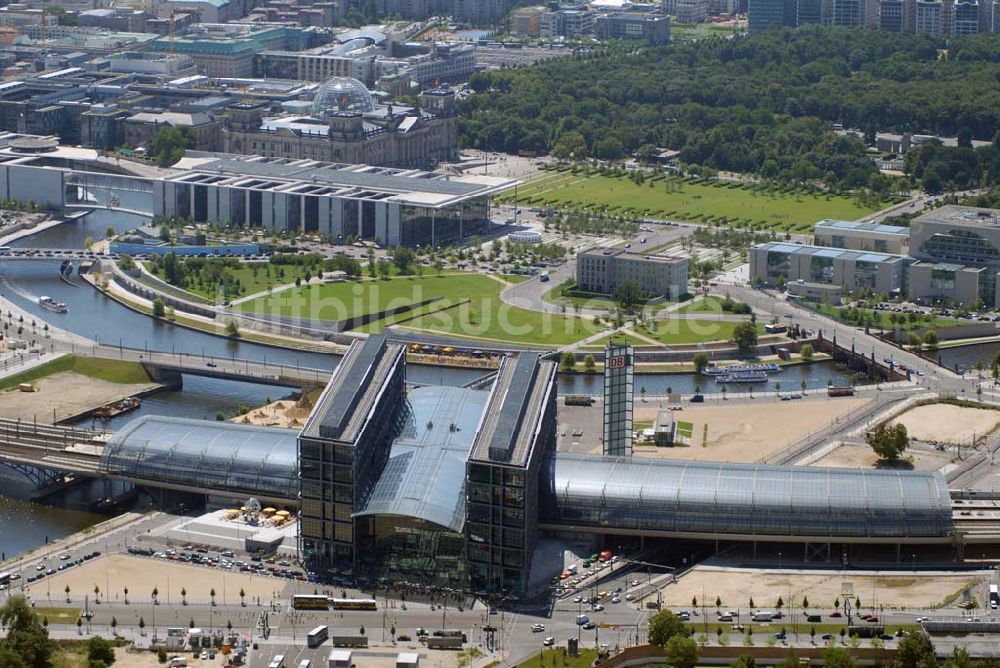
0 249 117 261
77 344 335 388
64 204 152 217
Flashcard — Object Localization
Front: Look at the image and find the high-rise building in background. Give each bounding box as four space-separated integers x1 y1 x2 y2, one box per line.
952 0 981 33
915 0 944 33
831 0 879 26
749 0 795 30
602 343 634 458
676 0 709 22
796 0 827 24
879 0 906 29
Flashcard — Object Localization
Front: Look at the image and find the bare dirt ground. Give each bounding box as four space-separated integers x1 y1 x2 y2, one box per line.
0 371 156 422
808 442 952 471
25 555 289 606
662 565 986 610
230 397 313 430
632 397 869 463
891 403 1000 445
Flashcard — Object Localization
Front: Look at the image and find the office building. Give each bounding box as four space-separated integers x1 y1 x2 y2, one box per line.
124 110 223 153
154 153 514 245
831 0 878 26
595 12 671 43
796 0 828 23
222 81 459 170
576 247 688 299
952 0 980 32
749 241 910 295
676 0 709 22
749 0 794 31
879 0 906 29
910 206 1000 267
466 353 557 596
453 0 506 26
603 343 634 458
149 24 312 78
915 0 944 33
299 335 408 575
511 5 548 34
814 219 909 254
540 9 595 36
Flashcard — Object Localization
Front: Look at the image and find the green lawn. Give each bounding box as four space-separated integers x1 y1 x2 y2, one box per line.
508 172 883 231
241 273 604 345
33 607 81 622
543 280 618 311
676 420 694 438
676 297 725 314
149 263 299 301
500 273 531 285
635 320 763 345
516 649 597 668
804 303 963 332
0 355 151 390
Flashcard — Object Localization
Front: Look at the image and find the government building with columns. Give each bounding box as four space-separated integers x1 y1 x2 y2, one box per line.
223 77 458 170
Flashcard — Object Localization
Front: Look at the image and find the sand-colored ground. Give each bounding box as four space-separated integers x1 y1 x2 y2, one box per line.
0 371 156 423
62 645 460 668
808 442 952 471
632 397 869 463
891 403 1000 445
25 555 289 606
662 565 986 610
231 397 312 429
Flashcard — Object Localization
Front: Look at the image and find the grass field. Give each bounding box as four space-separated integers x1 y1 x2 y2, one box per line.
33 607 81 622
241 273 604 345
516 649 596 668
803 303 963 332
0 355 151 390
508 171 883 231
149 263 302 301
635 320 763 345
676 296 726 314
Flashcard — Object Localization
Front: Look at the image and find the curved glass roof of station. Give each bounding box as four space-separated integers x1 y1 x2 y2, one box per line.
100 416 297 501
542 454 954 540
354 386 489 533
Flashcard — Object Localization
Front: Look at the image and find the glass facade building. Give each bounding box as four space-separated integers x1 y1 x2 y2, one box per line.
155 155 510 247
466 353 558 597
298 335 407 576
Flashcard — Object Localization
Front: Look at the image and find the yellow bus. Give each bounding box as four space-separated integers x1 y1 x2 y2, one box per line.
292 595 329 610
331 598 377 611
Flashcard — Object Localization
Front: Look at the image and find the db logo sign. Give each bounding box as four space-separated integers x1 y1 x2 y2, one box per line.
607 355 626 370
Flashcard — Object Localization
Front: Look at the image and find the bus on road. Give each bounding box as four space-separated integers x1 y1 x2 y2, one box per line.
331 598 377 611
291 595 329 610
306 625 328 648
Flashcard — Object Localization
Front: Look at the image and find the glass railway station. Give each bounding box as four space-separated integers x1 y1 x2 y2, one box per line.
93 335 958 598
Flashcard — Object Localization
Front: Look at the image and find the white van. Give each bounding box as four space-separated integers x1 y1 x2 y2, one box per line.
298 660 311 668
576 614 590 626
751 612 773 622
268 655 286 668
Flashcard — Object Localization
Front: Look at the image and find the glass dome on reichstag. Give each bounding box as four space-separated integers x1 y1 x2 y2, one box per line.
311 76 375 117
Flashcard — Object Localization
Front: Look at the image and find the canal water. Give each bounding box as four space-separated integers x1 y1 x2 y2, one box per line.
557 361 863 396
